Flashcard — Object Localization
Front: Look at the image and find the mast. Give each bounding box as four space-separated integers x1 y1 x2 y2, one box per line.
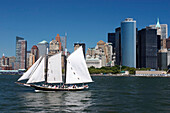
64 50 67 83
45 48 49 83
64 33 67 84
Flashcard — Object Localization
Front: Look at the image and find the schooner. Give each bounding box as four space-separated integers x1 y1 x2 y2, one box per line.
16 46 93 91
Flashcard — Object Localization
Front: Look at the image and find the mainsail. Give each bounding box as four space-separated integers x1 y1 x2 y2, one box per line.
47 52 62 83
27 57 45 83
18 56 42 81
66 46 93 84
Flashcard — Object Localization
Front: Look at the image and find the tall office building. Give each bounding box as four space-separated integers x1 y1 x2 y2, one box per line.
55 34 62 51
15 36 27 69
74 43 85 58
150 18 168 39
28 53 35 68
15 36 24 69
96 40 105 52
104 43 113 66
1 54 9 66
31 45 39 61
26 51 31 68
138 27 158 69
49 39 60 55
121 18 136 68
20 40 27 69
108 33 115 53
115 27 121 65
8 56 16 69
28 45 39 67
167 51 170 68
37 40 49 57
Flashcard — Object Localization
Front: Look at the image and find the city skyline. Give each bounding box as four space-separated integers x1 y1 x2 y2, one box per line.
0 0 170 56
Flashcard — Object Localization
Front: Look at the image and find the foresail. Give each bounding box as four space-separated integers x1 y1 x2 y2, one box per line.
66 46 93 84
47 52 62 83
18 56 42 81
27 57 45 83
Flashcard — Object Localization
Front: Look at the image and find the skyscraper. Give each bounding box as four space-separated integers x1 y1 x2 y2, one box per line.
138 27 158 69
27 45 39 68
55 34 62 51
115 27 121 65
31 45 39 61
108 33 115 53
121 18 136 68
15 36 27 69
26 51 31 69
104 43 113 66
15 36 24 69
150 18 168 39
49 39 60 55
37 40 49 57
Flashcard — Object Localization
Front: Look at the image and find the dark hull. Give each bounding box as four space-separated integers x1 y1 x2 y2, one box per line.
16 82 86 91
31 85 85 91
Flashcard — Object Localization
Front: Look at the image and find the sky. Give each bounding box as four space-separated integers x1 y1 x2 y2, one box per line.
0 0 170 57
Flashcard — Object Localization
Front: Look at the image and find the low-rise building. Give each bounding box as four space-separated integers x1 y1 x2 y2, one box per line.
136 71 167 76
86 40 114 68
86 56 102 68
1 54 15 70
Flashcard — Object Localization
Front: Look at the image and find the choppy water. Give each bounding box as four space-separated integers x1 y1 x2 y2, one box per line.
0 75 170 112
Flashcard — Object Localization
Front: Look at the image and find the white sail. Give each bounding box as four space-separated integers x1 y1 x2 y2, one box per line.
18 56 42 81
47 52 62 83
27 57 45 83
66 46 93 84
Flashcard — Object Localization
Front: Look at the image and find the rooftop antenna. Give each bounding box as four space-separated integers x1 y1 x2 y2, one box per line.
156 18 161 28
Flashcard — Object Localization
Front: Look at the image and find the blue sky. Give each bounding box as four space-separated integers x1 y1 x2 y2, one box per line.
0 0 170 56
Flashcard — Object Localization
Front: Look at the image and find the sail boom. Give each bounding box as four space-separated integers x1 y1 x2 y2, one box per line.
82 81 94 83
47 81 63 83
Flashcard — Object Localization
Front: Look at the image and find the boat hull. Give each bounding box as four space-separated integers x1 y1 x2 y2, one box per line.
31 85 86 91
16 82 88 91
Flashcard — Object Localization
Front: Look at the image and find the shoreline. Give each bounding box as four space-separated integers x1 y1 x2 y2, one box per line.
91 74 170 77
1 74 170 78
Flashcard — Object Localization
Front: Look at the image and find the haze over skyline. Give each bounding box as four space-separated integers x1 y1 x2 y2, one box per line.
0 0 170 57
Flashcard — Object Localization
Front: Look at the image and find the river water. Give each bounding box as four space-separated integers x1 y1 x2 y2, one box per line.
0 75 170 112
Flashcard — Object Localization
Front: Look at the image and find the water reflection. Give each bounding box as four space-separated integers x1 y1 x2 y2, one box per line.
2 75 170 112
18 91 92 112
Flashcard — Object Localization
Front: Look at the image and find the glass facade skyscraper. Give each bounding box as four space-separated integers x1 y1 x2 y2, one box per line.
115 27 121 65
138 27 158 69
121 18 136 68
108 33 115 53
15 36 27 69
